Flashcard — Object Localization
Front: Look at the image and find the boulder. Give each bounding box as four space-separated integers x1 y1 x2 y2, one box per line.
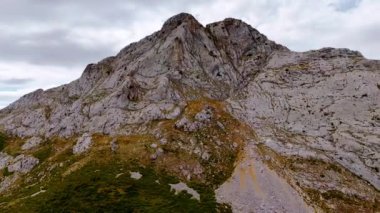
73 134 92 154
7 155 39 174
169 182 200 201
0 174 19 193
175 106 214 132
110 139 119 152
194 106 213 122
130 171 142 180
21 136 43 150
0 152 13 170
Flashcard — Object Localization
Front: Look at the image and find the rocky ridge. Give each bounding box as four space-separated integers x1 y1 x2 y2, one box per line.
0 13 379 212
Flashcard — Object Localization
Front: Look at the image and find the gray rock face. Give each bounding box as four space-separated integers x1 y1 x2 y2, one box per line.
7 155 39 174
0 152 13 170
227 48 380 190
0 12 379 209
110 139 119 152
130 171 142 180
73 134 92 154
169 182 200 201
0 13 284 139
175 106 214 132
21 136 43 150
0 174 19 193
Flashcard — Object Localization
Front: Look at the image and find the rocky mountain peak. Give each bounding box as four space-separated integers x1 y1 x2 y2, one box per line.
162 13 202 30
0 13 379 212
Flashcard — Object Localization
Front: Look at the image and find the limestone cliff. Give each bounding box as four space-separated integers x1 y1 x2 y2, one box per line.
0 13 379 212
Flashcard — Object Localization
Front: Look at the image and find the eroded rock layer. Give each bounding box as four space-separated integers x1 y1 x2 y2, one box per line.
0 13 379 212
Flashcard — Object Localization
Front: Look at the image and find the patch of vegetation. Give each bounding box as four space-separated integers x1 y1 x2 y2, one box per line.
0 100 243 212
2 167 13 177
158 99 253 187
2 137 23 156
0 158 228 212
0 132 7 151
33 145 53 162
305 188 380 213
44 106 52 120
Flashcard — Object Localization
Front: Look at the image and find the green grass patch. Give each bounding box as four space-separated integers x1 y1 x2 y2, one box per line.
33 145 53 162
2 167 13 177
0 132 7 151
0 158 228 212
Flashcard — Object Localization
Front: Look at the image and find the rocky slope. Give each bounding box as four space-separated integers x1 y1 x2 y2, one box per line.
0 13 379 212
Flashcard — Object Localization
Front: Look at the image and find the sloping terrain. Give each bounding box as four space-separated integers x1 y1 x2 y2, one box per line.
0 13 379 212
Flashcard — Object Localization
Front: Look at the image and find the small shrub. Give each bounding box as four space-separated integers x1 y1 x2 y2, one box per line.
0 132 7 151
2 167 12 177
33 146 53 162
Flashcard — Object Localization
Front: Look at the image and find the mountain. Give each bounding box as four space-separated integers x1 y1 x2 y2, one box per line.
0 13 379 212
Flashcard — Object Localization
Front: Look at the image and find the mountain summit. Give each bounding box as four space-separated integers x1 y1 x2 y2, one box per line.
0 13 379 212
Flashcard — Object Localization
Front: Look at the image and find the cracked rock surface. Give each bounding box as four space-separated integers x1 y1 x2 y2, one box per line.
227 48 380 190
7 155 39 174
0 13 379 212
73 134 93 154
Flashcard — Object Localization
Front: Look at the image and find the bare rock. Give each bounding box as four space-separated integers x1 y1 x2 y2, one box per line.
228 48 380 190
0 152 13 170
7 155 39 174
0 12 379 209
73 133 92 154
169 182 200 201
0 174 19 193
201 151 210 161
175 106 213 132
21 136 43 150
216 144 313 212
130 171 142 180
194 106 213 122
216 121 225 131
110 139 119 152
157 148 164 155
159 138 168 145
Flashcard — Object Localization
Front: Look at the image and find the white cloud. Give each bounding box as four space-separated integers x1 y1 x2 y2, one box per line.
0 0 379 108
0 61 82 108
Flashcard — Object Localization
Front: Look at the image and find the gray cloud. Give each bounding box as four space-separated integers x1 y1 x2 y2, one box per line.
0 0 379 109
0 0 204 27
0 0 206 67
1 0 378 67
331 0 362 11
0 78 33 85
0 29 115 66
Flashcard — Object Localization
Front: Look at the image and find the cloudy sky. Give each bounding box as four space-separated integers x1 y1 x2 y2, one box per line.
0 0 379 108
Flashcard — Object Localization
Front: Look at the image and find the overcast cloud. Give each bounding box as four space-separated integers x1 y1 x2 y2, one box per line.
0 0 379 108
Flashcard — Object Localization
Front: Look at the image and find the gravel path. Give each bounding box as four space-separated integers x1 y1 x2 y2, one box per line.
216 143 314 213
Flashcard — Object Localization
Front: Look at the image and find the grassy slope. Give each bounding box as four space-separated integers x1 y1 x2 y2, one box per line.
1 99 379 212
4 159 228 213
0 100 244 212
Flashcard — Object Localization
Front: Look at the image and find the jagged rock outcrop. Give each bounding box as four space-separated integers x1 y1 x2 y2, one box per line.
0 13 285 139
7 155 39 174
21 136 43 150
73 133 92 154
0 152 13 169
227 48 380 190
0 174 19 193
0 13 379 212
175 106 213 132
